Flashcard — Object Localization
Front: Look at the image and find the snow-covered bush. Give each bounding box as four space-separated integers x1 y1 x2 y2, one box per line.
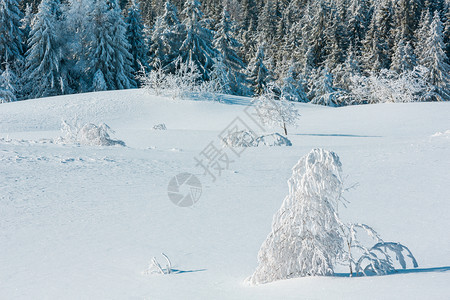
222 130 258 147
350 67 430 104
58 121 125 146
140 59 221 101
255 133 292 146
252 82 300 135
138 62 167 96
343 224 418 276
248 149 418 285
221 131 292 147
431 130 450 138
153 123 167 130
247 149 345 284
145 253 173 275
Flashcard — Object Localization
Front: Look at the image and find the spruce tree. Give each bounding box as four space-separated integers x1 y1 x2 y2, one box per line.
20 3 34 53
362 0 393 72
178 0 217 80
0 62 17 102
87 0 135 91
126 0 149 75
415 9 433 64
346 0 369 52
0 0 25 72
63 0 93 93
150 0 183 71
247 43 273 95
213 8 246 95
421 11 450 100
24 0 67 98
391 40 417 73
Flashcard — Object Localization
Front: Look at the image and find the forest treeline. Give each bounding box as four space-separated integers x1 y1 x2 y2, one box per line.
1 0 449 105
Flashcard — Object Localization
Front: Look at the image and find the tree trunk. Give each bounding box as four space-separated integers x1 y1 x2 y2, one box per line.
283 122 287 135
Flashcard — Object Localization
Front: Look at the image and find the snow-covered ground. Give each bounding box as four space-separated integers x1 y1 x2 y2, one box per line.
0 89 449 299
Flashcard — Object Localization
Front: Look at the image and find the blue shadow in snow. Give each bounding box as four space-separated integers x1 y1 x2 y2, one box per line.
295 133 382 138
170 268 207 274
333 266 450 277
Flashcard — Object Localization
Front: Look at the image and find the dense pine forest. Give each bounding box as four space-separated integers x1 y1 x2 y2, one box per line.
1 0 450 105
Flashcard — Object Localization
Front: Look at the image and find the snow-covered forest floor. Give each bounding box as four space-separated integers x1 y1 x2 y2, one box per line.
0 89 449 299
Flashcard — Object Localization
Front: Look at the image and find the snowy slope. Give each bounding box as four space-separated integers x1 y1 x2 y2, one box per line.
0 89 449 299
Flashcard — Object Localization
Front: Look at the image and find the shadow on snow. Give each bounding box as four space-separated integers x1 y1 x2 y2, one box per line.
295 133 382 138
334 266 450 277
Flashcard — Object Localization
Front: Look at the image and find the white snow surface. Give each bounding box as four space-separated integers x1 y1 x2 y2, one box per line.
0 89 449 299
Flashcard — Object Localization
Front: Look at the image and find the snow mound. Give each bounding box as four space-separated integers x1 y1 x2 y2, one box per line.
57 121 125 146
431 130 450 138
222 131 292 147
153 123 167 130
256 133 292 146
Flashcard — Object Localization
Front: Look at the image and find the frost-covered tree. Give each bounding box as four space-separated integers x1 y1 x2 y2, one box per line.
213 8 247 95
150 0 183 71
87 0 135 91
346 0 369 52
253 82 300 135
20 3 34 62
350 67 430 103
24 0 68 98
126 0 149 75
20 3 34 39
415 9 432 63
247 147 418 284
333 43 361 90
0 0 25 71
63 0 93 93
278 62 308 102
247 43 273 95
420 11 450 100
208 55 231 94
178 0 217 80
0 62 17 102
247 148 345 284
361 1 393 72
391 40 416 73
238 0 258 62
310 68 342 106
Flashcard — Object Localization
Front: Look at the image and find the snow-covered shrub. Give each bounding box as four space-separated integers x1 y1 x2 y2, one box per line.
153 123 167 130
350 67 430 104
255 133 292 146
247 149 345 285
138 62 167 96
145 253 173 275
58 121 125 146
248 149 418 284
252 82 300 135
221 131 292 147
166 60 202 99
343 224 418 276
139 59 221 101
222 130 258 147
431 130 450 138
